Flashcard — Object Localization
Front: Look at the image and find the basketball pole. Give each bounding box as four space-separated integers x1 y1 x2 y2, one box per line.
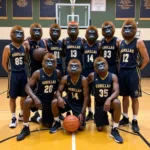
70 0 76 21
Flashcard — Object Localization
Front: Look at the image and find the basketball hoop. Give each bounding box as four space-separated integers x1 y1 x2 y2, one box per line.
70 0 76 4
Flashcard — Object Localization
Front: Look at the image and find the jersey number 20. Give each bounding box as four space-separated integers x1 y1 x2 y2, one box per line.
44 85 53 93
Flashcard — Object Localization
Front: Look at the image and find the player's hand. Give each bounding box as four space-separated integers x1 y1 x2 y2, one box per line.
104 98 111 112
58 96 66 108
78 113 84 125
33 96 42 110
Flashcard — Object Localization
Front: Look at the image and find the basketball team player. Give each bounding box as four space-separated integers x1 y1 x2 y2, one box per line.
119 20 149 133
2 26 27 128
50 59 89 133
88 57 123 143
62 21 85 72
83 26 100 121
17 53 61 141
100 21 121 76
23 23 47 122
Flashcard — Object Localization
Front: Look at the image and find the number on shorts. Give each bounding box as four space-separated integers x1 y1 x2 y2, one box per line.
71 50 77 57
44 85 53 93
15 57 23 65
87 54 94 62
71 92 79 100
54 51 60 58
123 54 129 62
99 89 108 97
104 50 111 58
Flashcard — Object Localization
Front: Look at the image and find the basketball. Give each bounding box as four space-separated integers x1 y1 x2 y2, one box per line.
63 115 80 132
33 47 48 62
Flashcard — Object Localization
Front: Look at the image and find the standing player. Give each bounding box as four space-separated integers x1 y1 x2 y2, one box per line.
17 53 61 141
119 20 149 133
88 57 123 143
23 23 47 121
50 59 89 133
2 25 27 128
83 26 100 121
101 21 121 75
62 21 85 72
46 23 64 76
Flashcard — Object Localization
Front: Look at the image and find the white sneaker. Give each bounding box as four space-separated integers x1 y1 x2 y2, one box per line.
18 114 23 121
9 117 17 128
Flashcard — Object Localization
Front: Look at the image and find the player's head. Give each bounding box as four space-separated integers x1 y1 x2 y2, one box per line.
94 57 108 74
85 26 98 42
67 59 82 75
101 21 115 39
49 23 61 41
121 19 137 41
67 21 79 38
10 25 24 44
30 23 43 41
42 53 57 70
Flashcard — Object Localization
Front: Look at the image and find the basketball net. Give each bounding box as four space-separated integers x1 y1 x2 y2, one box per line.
70 0 76 21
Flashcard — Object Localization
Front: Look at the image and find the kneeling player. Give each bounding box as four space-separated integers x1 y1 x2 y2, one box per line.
50 59 89 133
17 53 61 141
88 57 123 143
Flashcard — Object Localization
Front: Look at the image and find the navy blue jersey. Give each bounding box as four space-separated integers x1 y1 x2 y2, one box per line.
46 39 63 65
101 37 118 65
120 38 141 68
66 75 84 106
83 41 99 69
36 69 58 103
28 40 46 74
9 44 26 72
93 72 113 107
65 37 84 66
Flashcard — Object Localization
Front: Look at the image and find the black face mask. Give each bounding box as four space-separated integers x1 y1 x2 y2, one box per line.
33 27 41 39
13 30 24 44
45 58 55 69
68 25 78 35
87 30 97 41
103 25 112 36
70 63 79 72
51 28 60 40
123 25 133 36
96 61 105 72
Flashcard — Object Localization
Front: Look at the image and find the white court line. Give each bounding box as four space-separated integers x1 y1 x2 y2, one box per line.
72 132 76 150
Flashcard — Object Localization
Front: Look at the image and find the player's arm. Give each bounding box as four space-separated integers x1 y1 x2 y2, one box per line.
81 77 89 114
116 38 122 61
104 74 119 111
23 40 30 53
62 38 66 57
87 72 94 84
97 40 102 56
56 75 68 108
56 69 62 83
2 45 10 73
137 40 149 70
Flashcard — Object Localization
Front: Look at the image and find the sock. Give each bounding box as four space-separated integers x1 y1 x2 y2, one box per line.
23 122 29 127
133 115 137 120
123 113 128 118
113 122 119 129
37 117 41 123
12 113 16 118
88 107 92 112
20 110 23 116
54 117 60 122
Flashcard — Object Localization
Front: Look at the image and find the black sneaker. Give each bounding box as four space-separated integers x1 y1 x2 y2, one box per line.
119 116 129 126
59 113 65 120
50 121 61 134
132 120 139 133
16 126 30 141
9 117 17 128
66 111 71 116
30 112 40 123
86 111 94 121
110 128 123 143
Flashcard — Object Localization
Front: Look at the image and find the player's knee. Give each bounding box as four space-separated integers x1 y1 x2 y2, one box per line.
52 99 58 107
112 99 121 108
24 98 33 107
97 126 103 132
131 98 138 102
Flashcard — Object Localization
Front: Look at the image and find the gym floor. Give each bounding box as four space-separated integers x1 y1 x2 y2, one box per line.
0 78 150 150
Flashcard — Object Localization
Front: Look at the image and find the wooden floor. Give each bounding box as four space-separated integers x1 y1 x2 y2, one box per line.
0 78 150 149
